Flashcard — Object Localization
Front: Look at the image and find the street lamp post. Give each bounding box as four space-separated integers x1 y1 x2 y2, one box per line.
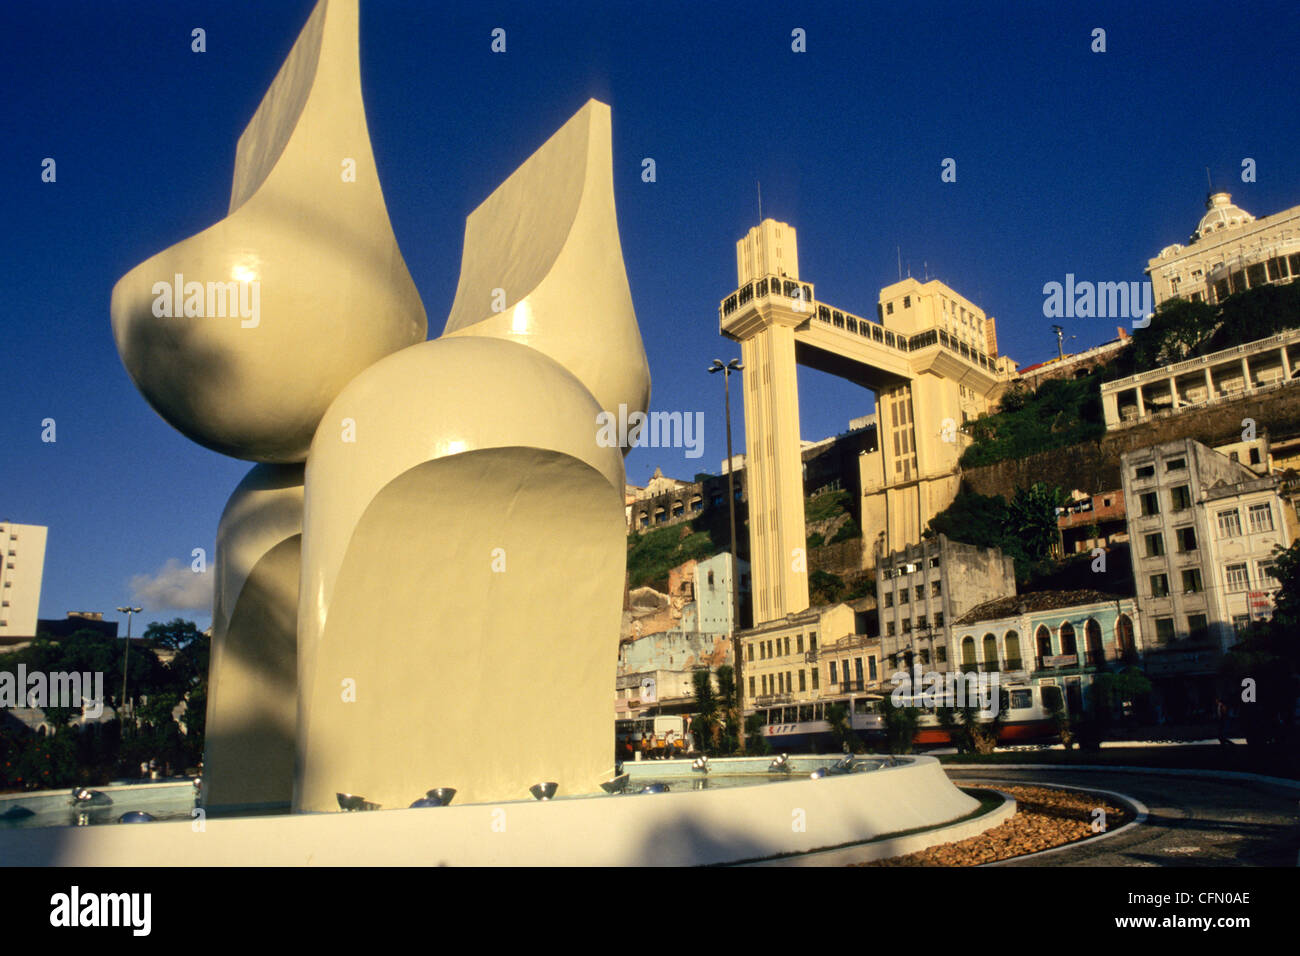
116 605 142 728
709 357 743 745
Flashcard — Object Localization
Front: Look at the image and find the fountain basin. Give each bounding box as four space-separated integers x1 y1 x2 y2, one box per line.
0 756 977 866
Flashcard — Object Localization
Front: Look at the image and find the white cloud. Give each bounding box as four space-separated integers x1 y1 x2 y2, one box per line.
129 558 213 612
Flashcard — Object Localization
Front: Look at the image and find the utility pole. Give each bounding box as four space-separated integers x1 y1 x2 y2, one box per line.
709 358 743 747
116 605 142 729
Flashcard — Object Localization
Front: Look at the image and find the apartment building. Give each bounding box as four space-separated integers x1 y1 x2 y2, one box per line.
1121 438 1288 662
875 533 1016 673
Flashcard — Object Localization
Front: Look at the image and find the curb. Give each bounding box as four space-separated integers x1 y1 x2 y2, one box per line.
740 788 1018 867
941 763 1300 791
965 782 1150 867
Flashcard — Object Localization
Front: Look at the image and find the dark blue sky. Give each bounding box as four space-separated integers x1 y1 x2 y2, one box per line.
3 0 1297 631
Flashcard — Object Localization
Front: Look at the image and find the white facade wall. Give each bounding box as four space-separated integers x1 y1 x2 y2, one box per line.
0 523 47 639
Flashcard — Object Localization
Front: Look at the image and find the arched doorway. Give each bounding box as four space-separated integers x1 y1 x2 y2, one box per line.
982 633 999 672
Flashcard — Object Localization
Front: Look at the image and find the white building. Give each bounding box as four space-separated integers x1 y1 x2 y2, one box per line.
1146 191 1300 307
0 522 47 639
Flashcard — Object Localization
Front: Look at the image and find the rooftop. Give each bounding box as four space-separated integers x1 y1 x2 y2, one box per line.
953 589 1125 626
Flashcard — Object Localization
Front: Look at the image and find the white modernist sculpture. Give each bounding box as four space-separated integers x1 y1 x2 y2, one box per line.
295 99 649 810
110 0 649 812
204 465 303 812
109 0 427 463
109 0 426 808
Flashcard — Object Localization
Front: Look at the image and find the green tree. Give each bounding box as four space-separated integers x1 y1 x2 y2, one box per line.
825 702 852 753
1041 683 1073 749
1076 667 1153 751
1009 482 1064 564
742 713 771 755
926 489 1011 552
1131 296 1218 367
1219 541 1300 764
808 569 845 605
879 695 919 755
691 669 718 755
714 664 739 755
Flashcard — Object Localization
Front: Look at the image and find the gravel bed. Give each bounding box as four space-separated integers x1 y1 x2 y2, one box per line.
855 785 1132 867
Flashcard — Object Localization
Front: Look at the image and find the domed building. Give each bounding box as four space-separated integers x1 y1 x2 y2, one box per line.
1146 191 1300 307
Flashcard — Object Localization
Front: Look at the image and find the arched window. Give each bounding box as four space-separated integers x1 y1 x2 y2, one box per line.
1085 618 1103 664
1004 630 1022 669
1060 621 1077 657
961 636 976 672
1115 614 1135 659
982 633 998 671
1036 625 1052 665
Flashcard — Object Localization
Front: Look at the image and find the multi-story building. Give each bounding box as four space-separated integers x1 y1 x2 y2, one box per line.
875 533 1016 673
625 467 714 531
950 591 1143 716
1146 191 1300 308
736 603 880 713
1057 489 1129 555
718 219 1018 624
1121 439 1289 702
0 522 47 641
616 552 747 719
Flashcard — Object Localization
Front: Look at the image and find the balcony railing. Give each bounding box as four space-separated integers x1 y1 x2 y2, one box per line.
719 277 999 373
1102 327 1300 389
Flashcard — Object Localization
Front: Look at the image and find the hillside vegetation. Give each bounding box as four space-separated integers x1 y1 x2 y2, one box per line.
960 281 1300 470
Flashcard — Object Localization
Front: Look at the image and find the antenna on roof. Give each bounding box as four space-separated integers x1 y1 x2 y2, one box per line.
924 261 929 281
1206 166 1213 193
897 245 902 282
756 180 762 222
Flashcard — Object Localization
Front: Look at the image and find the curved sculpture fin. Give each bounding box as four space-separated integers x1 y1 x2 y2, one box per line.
109 0 426 463
443 99 651 426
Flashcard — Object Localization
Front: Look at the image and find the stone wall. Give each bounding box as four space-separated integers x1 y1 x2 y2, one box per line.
963 383 1300 497
808 537 865 576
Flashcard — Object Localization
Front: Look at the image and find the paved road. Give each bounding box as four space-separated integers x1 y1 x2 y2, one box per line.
945 768 1300 867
